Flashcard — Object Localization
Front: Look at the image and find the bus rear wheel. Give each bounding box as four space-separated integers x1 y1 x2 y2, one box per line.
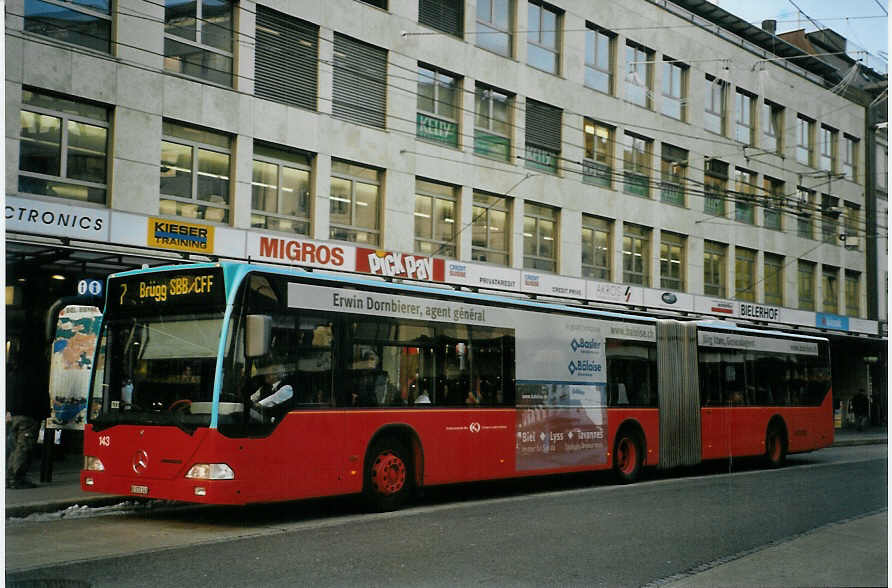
364 438 412 512
613 430 643 484
765 426 787 468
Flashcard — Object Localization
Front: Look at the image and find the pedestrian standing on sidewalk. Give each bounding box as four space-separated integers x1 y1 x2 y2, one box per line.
852 390 870 432
6 361 50 489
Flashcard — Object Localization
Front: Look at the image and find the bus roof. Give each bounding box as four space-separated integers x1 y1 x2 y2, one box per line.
109 261 828 343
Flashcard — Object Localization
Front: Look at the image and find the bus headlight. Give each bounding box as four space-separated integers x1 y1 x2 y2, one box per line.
84 456 105 471
185 463 234 480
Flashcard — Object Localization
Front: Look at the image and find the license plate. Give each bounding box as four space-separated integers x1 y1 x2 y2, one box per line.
130 485 149 495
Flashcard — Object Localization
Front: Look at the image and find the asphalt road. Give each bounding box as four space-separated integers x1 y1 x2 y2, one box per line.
7 445 886 587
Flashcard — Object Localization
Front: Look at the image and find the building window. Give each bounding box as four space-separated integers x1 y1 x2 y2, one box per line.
255 7 318 111
662 58 687 121
660 144 687 206
844 202 861 250
622 223 650 286
415 179 457 257
878 146 888 194
704 75 726 135
18 89 109 205
474 84 512 161
585 24 614 94
734 89 754 144
822 266 839 314
734 168 756 225
843 135 859 181
625 42 653 109
796 115 814 166
332 33 387 129
703 241 726 297
329 160 381 245
251 144 311 235
704 158 728 216
623 133 651 197
819 125 837 173
821 193 839 245
472 192 509 265
523 202 557 272
417 65 460 147
763 176 784 231
525 99 561 174
358 0 387 7
581 215 611 280
798 260 815 311
527 1 560 74
660 232 685 291
797 187 815 239
764 253 784 307
583 119 612 188
762 101 783 154
164 0 234 86
160 121 230 222
476 0 512 56
845 271 861 317
735 247 756 302
419 0 463 38
24 0 112 52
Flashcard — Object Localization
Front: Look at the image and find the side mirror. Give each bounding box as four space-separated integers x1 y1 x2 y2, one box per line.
245 315 271 358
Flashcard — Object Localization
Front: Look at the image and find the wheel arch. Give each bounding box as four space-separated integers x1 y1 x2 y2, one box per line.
614 418 647 463
364 424 424 491
766 414 789 450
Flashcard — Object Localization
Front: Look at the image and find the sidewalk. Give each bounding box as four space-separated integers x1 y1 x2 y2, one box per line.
662 511 887 587
6 427 886 519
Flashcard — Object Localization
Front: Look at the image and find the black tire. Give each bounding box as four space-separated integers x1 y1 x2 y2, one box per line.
364 437 412 512
613 429 643 484
765 425 787 468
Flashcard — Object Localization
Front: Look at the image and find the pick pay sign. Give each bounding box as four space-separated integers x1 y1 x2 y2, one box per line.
356 248 444 281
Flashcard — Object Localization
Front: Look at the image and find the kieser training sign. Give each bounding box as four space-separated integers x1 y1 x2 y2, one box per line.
147 217 214 253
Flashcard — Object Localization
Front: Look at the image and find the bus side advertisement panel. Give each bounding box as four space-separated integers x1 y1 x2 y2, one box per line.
513 315 609 471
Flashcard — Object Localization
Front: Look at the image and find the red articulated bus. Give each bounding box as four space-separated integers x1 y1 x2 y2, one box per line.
82 263 833 510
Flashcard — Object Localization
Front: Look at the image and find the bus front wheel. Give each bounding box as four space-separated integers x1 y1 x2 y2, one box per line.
364 438 412 512
613 430 643 484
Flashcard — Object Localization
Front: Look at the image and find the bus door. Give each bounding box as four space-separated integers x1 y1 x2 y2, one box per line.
656 321 701 468
236 275 345 498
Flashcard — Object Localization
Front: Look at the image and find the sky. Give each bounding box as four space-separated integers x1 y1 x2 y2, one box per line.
711 0 889 73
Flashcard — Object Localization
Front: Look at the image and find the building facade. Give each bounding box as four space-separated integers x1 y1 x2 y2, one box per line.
5 0 887 429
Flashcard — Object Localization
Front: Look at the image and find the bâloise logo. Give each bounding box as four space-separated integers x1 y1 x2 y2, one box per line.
568 360 601 375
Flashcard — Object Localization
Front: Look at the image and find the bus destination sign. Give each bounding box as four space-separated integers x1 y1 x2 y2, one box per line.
109 268 225 313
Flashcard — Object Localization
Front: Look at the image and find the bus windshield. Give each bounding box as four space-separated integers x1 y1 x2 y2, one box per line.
89 312 225 433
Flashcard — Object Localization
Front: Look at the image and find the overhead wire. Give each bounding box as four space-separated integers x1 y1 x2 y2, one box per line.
8 25 883 246
6 6 884 244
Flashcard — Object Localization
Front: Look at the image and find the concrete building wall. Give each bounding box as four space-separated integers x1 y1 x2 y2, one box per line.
4 0 875 314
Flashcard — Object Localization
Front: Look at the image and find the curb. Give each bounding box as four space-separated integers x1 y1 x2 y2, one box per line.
6 495 125 519
831 437 887 447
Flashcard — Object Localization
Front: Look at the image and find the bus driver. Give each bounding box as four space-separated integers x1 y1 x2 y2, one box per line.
250 364 293 423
